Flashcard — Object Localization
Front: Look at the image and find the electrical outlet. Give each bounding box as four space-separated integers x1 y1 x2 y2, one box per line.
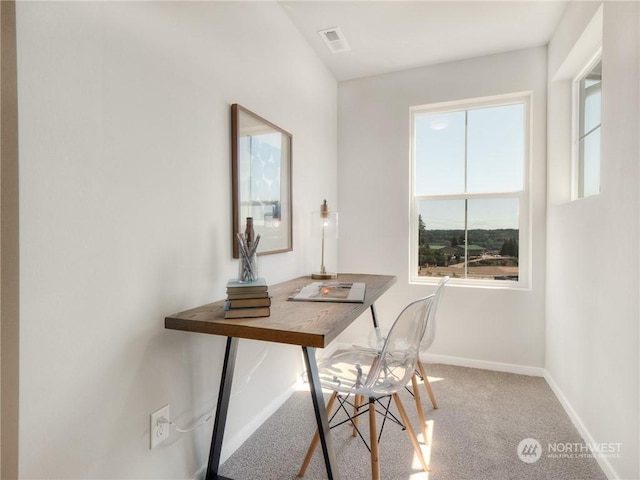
150 404 170 449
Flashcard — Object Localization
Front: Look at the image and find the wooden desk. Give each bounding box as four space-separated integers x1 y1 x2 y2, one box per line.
165 273 397 480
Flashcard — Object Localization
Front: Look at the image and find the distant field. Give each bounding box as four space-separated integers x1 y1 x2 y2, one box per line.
419 264 518 280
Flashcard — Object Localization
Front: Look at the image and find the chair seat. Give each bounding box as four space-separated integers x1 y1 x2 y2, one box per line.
318 349 417 398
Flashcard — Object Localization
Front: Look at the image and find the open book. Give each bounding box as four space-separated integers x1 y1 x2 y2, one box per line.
288 282 366 303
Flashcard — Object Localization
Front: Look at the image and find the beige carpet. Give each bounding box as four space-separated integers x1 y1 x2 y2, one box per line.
219 364 608 480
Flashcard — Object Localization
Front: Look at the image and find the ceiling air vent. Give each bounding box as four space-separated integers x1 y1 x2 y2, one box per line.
318 27 350 54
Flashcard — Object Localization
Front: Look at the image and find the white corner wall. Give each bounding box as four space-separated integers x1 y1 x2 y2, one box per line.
337 47 547 371
546 2 639 479
16 2 337 478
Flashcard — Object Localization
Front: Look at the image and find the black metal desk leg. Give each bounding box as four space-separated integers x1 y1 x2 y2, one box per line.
206 336 239 480
370 304 379 328
302 346 341 480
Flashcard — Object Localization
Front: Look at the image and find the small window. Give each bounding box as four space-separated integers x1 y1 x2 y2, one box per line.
410 94 530 287
574 58 602 198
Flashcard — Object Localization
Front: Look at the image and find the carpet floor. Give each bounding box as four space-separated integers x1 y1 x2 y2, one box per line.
219 364 608 480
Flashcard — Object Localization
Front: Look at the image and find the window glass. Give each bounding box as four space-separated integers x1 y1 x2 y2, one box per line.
467 104 524 193
417 199 465 278
577 60 601 198
414 111 465 195
583 81 601 133
581 127 601 198
467 198 519 281
416 198 520 281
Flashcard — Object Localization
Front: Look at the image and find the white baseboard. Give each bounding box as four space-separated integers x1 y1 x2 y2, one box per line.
191 464 206 480
335 344 545 377
543 371 619 480
421 352 546 377
190 382 297 480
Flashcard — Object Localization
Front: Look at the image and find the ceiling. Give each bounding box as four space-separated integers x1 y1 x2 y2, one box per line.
279 1 568 82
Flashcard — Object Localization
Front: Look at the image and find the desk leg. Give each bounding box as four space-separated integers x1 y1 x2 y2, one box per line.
302 346 341 480
206 336 239 480
370 304 379 328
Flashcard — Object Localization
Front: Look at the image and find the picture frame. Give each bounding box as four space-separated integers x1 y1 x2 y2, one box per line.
231 104 293 258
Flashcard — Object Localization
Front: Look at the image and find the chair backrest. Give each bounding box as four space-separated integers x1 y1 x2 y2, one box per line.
420 276 449 351
364 294 435 394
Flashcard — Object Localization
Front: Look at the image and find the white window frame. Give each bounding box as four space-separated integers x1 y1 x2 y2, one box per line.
571 50 602 200
409 92 532 289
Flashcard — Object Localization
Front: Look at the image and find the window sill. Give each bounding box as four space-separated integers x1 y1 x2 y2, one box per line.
409 277 531 291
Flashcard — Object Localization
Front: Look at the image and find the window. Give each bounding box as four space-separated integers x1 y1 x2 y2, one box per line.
574 57 602 199
410 94 530 286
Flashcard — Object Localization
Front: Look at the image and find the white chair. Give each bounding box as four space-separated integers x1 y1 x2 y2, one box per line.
297 295 434 480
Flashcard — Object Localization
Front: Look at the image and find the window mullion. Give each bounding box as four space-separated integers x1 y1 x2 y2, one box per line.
464 199 468 279
464 110 468 279
464 110 468 194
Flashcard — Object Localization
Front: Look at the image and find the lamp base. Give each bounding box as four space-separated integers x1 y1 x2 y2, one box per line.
311 271 338 280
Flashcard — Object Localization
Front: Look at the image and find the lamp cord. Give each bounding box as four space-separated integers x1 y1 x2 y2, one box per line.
157 411 214 434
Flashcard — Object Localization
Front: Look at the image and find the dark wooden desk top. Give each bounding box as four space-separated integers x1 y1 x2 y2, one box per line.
165 273 396 348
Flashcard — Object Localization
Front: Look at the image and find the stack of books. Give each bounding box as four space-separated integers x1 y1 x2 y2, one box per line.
224 278 271 319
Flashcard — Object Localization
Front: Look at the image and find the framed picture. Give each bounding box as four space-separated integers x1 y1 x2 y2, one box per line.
231 104 292 258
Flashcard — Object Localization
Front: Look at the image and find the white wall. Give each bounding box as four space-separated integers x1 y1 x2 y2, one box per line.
546 2 639 479
16 2 337 478
337 47 547 371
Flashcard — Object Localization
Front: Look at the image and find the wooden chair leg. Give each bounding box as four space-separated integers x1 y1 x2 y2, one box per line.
417 359 438 409
297 391 338 478
393 393 429 472
368 398 380 480
410 373 428 444
352 394 362 437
